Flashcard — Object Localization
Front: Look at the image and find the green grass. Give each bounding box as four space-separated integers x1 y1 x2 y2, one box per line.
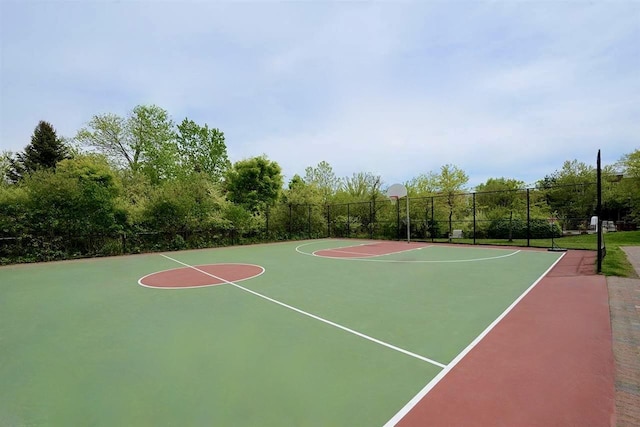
432 230 640 277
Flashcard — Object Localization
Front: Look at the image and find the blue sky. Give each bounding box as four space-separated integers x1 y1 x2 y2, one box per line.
1 1 638 188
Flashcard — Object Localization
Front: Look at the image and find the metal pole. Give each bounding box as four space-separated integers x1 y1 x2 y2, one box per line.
308 205 312 239
369 201 373 239
527 189 530 247
396 198 400 241
431 197 435 243
597 150 602 273
473 192 476 245
347 203 350 238
406 196 410 243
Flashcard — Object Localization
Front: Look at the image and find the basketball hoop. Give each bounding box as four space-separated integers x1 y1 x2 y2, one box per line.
386 184 409 243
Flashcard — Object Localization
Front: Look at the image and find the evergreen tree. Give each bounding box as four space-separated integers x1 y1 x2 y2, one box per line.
7 121 70 182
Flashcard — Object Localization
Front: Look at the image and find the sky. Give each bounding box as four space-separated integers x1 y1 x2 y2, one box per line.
1 1 638 189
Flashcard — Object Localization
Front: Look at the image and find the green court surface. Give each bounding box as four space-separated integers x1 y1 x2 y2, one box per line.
0 239 563 426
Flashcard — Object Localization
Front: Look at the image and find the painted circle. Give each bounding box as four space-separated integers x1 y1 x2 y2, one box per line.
138 263 264 289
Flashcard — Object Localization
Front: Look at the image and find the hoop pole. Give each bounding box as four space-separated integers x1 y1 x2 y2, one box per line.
597 149 602 273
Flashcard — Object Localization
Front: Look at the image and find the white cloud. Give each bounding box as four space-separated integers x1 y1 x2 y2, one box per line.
1 1 638 189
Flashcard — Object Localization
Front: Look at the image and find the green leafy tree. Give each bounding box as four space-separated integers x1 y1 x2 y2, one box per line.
25 154 126 237
341 172 383 201
129 105 178 183
434 164 469 240
142 173 228 235
0 151 12 186
613 148 640 224
7 121 70 182
304 161 341 204
537 160 596 228
475 178 526 241
176 118 230 181
225 156 283 213
76 105 178 183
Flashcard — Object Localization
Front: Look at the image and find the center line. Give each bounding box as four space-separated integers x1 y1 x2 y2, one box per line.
159 253 447 369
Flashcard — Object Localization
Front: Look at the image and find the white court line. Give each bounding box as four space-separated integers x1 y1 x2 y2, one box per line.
297 241 521 263
314 249 384 257
159 253 447 369
382 251 567 427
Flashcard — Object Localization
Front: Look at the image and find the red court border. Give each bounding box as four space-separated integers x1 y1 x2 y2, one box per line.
138 263 265 289
392 250 616 426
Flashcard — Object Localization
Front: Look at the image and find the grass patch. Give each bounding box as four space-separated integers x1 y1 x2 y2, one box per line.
427 231 640 277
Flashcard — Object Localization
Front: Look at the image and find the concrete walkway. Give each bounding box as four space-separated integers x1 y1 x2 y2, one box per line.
608 246 640 426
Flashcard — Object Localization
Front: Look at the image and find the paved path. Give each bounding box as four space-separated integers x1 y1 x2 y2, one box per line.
609 247 640 426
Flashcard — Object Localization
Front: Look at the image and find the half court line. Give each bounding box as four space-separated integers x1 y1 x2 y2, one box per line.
159 253 447 369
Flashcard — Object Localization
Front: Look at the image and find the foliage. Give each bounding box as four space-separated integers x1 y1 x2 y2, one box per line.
433 164 469 238
612 148 640 224
225 156 283 213
537 160 597 228
25 155 127 236
304 161 341 204
7 121 70 182
0 151 12 186
141 174 228 233
76 105 178 184
341 172 383 201
176 118 230 182
486 218 561 239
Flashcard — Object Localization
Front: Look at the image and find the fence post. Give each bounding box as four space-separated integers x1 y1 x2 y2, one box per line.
288 204 292 238
308 204 312 239
266 205 270 240
431 197 435 242
327 205 331 237
473 192 476 245
527 189 531 247
369 201 373 239
347 203 351 238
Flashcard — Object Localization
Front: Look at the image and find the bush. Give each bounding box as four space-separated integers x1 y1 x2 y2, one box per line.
487 218 561 239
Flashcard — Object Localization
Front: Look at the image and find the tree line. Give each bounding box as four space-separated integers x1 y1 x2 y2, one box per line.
0 104 638 262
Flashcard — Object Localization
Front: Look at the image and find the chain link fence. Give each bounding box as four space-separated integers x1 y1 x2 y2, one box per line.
2 181 627 264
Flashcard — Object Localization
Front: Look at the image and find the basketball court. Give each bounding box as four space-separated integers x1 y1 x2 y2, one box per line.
0 238 615 426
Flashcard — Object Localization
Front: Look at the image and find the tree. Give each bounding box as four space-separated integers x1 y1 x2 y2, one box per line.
75 114 134 170
0 151 12 186
76 105 178 183
342 172 383 201
25 154 126 236
475 178 526 241
537 160 596 228
613 148 640 224
304 161 341 204
7 121 70 182
176 118 230 181
142 173 228 235
433 164 469 241
225 156 283 213
129 105 178 183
